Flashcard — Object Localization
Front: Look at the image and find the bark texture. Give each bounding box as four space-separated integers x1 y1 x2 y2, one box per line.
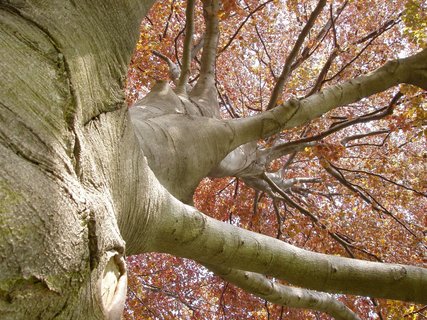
0 1 153 318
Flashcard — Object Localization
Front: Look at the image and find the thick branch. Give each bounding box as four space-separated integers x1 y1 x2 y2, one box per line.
206 265 361 320
261 92 399 163
191 0 219 95
227 49 427 150
143 192 427 304
176 0 196 93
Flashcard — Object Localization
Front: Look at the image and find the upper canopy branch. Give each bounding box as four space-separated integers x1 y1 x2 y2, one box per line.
191 0 220 97
176 0 196 94
219 0 274 54
226 48 427 151
261 173 382 260
266 0 327 110
259 91 400 164
322 160 419 239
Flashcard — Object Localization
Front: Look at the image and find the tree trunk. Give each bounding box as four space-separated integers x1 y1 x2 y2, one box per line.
0 1 154 318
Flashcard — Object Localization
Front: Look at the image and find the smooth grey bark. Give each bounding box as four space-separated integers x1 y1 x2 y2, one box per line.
130 82 236 202
206 265 361 320
1 0 426 319
145 193 427 304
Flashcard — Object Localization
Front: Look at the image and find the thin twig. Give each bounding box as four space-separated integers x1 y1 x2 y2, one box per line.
262 173 381 260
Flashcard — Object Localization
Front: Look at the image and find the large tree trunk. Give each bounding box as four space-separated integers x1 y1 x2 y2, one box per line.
1 1 426 319
0 1 154 318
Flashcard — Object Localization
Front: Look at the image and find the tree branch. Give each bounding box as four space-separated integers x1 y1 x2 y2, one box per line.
340 129 390 146
269 93 396 156
290 0 348 76
325 14 401 84
266 0 327 110
161 0 176 40
191 0 220 95
144 191 427 304
152 50 181 80
262 174 382 261
265 173 321 190
191 35 205 61
322 161 419 238
219 0 274 54
226 49 427 151
174 25 185 68
255 24 277 80
176 0 196 94
305 48 338 97
335 165 426 197
206 265 361 320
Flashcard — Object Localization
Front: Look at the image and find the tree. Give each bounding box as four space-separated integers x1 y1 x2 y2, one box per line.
0 0 426 319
